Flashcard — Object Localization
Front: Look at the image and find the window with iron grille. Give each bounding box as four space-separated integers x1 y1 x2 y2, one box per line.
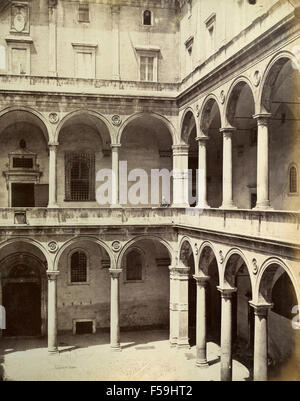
289 165 298 194
65 152 95 201
71 251 87 283
126 250 143 281
78 3 89 22
13 157 33 168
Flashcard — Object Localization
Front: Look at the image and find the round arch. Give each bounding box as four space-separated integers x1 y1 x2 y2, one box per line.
116 235 173 269
178 236 196 268
197 241 219 277
222 248 252 290
0 238 51 268
180 108 197 144
0 106 50 143
199 94 223 134
255 257 300 305
225 76 256 126
54 236 114 270
117 112 176 146
54 109 113 144
258 51 299 114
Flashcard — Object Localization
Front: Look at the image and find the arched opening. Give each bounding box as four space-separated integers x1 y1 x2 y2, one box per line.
143 10 152 26
179 240 195 345
224 253 253 377
0 241 48 337
226 81 256 209
181 111 197 207
261 57 300 210
57 239 111 334
120 238 171 334
200 99 223 208
120 114 173 207
198 246 221 344
258 263 300 380
57 112 111 207
0 110 49 207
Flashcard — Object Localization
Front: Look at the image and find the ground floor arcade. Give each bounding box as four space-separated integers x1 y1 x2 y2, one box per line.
0 232 299 382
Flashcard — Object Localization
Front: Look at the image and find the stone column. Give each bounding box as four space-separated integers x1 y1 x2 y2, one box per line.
194 275 210 367
196 136 209 209
109 269 122 351
220 128 236 209
48 143 58 208
111 5 120 80
169 266 178 347
172 145 190 207
47 270 59 354
111 144 121 207
253 114 272 209
218 287 237 381
48 2 57 77
176 267 190 348
250 302 272 381
0 276 3 338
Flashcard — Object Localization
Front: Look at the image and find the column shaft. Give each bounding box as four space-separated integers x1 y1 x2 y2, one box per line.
110 269 122 351
172 145 189 207
111 144 121 207
196 137 209 208
47 270 59 354
169 267 178 347
194 275 210 367
254 114 272 209
251 303 272 381
219 287 237 381
220 128 236 208
177 268 189 348
48 143 58 208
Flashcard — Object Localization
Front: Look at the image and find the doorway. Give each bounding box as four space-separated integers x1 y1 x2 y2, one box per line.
3 282 41 336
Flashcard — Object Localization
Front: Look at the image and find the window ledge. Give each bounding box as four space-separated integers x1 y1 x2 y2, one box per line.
5 36 33 44
135 45 160 53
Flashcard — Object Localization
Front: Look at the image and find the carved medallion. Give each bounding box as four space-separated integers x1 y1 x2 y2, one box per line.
112 240 121 252
253 70 261 87
220 90 225 104
49 112 59 124
48 241 59 253
252 258 258 275
111 115 122 126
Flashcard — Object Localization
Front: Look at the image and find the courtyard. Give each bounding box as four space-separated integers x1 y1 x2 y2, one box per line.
0 330 251 381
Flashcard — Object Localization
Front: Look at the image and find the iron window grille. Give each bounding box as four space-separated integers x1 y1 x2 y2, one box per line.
65 152 95 201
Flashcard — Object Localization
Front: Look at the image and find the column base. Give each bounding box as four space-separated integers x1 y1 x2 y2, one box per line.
176 338 190 349
220 202 237 210
110 344 122 352
172 203 190 208
196 360 209 368
110 204 122 208
47 203 59 208
254 202 272 210
169 338 178 348
48 348 59 355
195 203 210 209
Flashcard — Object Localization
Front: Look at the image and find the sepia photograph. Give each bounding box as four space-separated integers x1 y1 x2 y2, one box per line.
0 0 299 385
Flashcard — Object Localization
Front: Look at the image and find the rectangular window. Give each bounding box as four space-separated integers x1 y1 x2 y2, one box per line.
65 152 95 201
11 48 27 74
13 157 33 168
78 3 89 23
205 13 216 57
76 51 93 79
140 56 154 81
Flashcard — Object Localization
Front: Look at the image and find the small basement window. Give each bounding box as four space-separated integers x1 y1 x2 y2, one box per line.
75 320 94 335
78 3 89 22
13 157 33 168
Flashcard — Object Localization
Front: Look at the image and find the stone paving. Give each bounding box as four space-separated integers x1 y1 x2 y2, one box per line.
0 330 250 381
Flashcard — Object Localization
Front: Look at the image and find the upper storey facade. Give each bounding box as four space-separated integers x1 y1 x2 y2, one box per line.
0 0 298 89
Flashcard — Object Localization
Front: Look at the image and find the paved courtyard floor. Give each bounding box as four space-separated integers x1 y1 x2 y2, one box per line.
0 330 251 381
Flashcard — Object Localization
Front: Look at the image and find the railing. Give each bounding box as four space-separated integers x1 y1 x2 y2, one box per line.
0 74 179 97
0 207 299 245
